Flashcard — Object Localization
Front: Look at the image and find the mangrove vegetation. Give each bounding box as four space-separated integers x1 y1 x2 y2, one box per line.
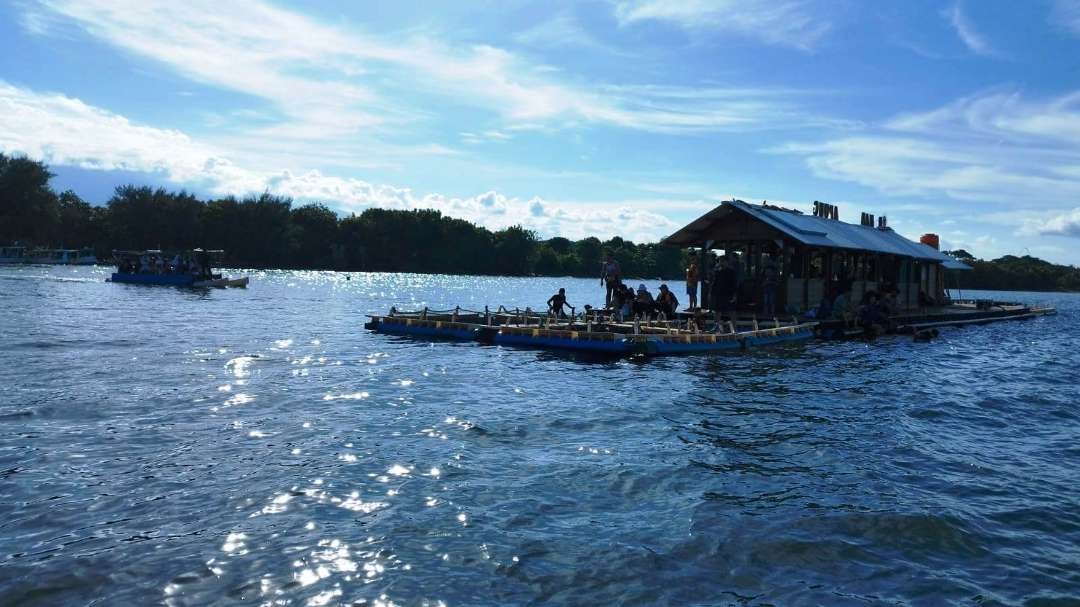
2 153 1079 290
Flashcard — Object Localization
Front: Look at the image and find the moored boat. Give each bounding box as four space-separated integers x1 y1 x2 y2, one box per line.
110 249 249 288
0 246 27 264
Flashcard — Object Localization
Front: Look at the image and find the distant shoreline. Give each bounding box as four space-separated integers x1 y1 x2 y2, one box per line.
7 262 1076 294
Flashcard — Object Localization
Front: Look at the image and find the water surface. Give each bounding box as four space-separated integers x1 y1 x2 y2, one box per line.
1 265 1077 606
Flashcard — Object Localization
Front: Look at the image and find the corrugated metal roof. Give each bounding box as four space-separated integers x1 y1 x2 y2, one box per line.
663 200 972 269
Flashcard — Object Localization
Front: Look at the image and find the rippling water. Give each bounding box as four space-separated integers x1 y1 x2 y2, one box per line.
1 265 1077 606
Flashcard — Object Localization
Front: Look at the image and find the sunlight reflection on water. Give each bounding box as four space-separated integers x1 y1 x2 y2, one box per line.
0 267 1077 605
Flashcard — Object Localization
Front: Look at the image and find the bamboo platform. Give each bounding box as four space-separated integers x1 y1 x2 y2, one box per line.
814 299 1057 338
365 305 818 356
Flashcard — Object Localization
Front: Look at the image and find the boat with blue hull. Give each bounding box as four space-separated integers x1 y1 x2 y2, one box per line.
109 249 249 289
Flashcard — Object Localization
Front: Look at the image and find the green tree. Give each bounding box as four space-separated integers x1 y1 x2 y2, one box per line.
0 153 58 244
290 203 338 268
56 190 96 247
493 225 538 275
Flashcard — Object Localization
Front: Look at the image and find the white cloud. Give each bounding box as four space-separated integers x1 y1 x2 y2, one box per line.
515 11 629 56
33 0 828 137
0 81 680 243
0 81 253 188
1022 208 1080 238
944 3 998 57
612 0 831 51
772 89 1080 207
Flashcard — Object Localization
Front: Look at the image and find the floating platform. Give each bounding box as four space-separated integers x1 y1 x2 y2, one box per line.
367 299 1056 356
365 307 817 357
814 299 1057 339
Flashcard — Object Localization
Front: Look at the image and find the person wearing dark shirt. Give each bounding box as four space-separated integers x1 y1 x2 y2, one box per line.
761 253 780 316
633 284 655 318
711 257 738 320
547 288 571 318
656 284 680 318
858 292 886 336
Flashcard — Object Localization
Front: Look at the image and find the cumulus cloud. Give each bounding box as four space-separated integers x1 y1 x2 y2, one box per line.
772 89 1080 207
0 81 256 188
0 81 681 243
1022 208 1080 238
612 0 831 51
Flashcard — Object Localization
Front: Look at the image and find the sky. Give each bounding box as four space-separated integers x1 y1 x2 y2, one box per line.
2 0 1080 264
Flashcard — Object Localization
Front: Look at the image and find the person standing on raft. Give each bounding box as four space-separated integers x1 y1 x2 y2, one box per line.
685 260 698 309
547 288 572 318
600 254 621 307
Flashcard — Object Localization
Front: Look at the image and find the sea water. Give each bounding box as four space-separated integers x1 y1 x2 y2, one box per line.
0 265 1077 605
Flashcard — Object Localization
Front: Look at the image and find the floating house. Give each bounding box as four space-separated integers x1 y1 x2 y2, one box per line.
662 199 971 313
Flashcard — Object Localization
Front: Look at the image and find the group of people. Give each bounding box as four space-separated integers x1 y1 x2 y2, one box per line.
811 282 936 336
689 252 781 319
547 281 680 321
552 252 942 333
597 254 680 320
117 251 212 279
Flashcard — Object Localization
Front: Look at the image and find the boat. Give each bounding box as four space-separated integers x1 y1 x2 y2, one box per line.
22 248 97 265
0 246 27 264
109 249 249 288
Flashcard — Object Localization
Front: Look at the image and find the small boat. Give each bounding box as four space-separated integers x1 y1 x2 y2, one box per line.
0 246 27 264
110 249 249 288
22 248 96 265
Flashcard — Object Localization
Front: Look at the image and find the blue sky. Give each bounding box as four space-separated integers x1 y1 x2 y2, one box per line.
2 1 1080 263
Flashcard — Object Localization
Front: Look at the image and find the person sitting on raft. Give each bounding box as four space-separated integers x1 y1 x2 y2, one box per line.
609 280 626 310
547 288 571 318
656 284 679 318
633 284 654 318
619 285 635 320
858 291 887 336
918 290 936 308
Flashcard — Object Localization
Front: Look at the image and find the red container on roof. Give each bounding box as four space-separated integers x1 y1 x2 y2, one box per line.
920 233 940 250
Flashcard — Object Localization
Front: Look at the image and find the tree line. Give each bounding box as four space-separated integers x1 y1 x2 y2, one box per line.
945 250 1080 292
0 153 688 278
5 153 1079 289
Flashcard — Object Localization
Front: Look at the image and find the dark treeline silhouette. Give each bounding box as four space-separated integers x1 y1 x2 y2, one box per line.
945 250 1080 292
6 153 1079 287
0 153 687 277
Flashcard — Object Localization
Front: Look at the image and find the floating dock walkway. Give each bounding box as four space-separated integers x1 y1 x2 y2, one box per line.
366 306 817 357
366 299 1056 357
